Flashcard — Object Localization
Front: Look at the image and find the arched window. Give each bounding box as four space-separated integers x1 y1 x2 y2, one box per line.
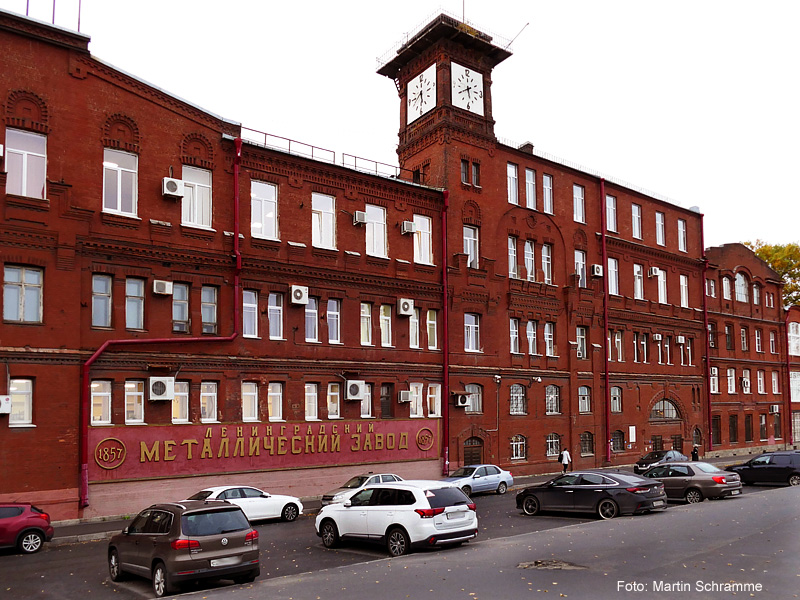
735 273 749 303
509 384 526 415
546 433 561 456
611 430 625 452
545 385 561 414
578 386 591 413
580 431 594 455
465 383 482 413
650 399 680 420
610 386 622 413
693 427 703 447
510 434 527 460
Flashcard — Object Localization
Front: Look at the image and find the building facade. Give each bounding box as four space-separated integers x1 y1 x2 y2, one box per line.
788 305 800 442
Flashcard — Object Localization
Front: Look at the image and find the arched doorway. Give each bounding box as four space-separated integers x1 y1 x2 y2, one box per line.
648 398 685 453
463 436 484 465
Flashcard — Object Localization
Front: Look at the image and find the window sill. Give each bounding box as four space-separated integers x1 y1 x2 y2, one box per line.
305 418 322 422
124 422 148 426
409 415 425 419
268 419 286 423
172 420 190 425
360 415 376 419
181 223 216 232
243 419 260 423
201 420 220 424
91 422 114 427
327 416 344 420
8 423 36 428
244 335 261 340
306 340 322 344
269 337 286 342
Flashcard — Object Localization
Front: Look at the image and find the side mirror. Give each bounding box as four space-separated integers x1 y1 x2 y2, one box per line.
343 501 352 508
122 526 130 535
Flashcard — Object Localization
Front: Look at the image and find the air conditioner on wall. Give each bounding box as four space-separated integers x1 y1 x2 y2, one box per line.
398 298 415 316
648 267 660 277
162 177 185 198
590 264 603 277
398 391 412 403
149 377 175 401
401 221 416 234
676 335 686 344
453 394 470 408
345 380 366 401
769 404 780 414
353 211 368 225
653 333 663 341
153 280 173 295
291 285 309 305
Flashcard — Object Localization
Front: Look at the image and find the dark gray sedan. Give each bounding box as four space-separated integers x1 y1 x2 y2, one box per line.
641 461 742 503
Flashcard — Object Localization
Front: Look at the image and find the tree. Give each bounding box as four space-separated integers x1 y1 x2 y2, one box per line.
744 240 800 307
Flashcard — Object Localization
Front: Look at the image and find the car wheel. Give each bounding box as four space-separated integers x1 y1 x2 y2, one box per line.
497 482 508 495
320 519 339 548
386 527 410 557
152 562 174 598
461 485 472 497
282 503 299 522
18 530 44 554
108 548 125 582
684 488 703 504
597 499 619 520
522 495 540 516
788 474 800 486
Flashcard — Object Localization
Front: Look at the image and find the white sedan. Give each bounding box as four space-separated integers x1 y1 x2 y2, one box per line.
186 486 303 522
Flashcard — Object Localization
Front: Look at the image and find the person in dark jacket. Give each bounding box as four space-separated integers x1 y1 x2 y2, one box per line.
691 446 699 461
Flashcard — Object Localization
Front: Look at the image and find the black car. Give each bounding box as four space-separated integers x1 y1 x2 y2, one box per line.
515 470 667 520
633 449 689 474
725 451 800 486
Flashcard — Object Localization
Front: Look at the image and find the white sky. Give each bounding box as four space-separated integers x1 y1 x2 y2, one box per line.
5 0 798 248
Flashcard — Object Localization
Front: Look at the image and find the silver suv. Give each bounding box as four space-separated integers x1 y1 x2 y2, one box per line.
108 500 259 597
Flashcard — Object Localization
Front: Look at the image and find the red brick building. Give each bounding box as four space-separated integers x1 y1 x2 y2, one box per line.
787 305 800 442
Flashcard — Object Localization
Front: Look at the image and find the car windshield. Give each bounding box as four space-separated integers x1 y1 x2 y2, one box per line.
181 508 250 536
693 462 724 473
186 490 214 501
450 467 476 477
425 487 471 508
642 451 667 461
342 476 369 489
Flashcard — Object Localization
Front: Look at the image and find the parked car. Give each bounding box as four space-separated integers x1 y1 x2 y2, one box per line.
725 451 800 486
641 461 742 502
515 470 667 519
186 486 303 522
0 503 54 554
320 472 404 506
107 500 259 597
633 449 689 474
315 480 477 557
443 464 514 496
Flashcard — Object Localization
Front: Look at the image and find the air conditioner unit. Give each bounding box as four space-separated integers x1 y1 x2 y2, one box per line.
162 177 185 198
401 221 416 234
769 404 780 414
590 264 603 277
0 395 11 414
398 298 415 316
453 394 470 408
290 285 309 305
676 335 686 344
149 377 175 401
153 280 173 295
653 333 663 341
648 267 660 277
346 380 366 401
398 391 413 403
353 211 368 225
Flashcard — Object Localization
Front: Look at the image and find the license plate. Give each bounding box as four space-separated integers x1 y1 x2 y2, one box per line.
210 556 241 567
447 511 464 520
731 490 741 495
653 500 664 507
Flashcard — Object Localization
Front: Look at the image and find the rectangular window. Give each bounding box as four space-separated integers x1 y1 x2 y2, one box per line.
380 304 392 347
92 274 112 327
711 415 722 445
678 219 687 252
6 128 46 199
741 327 748 351
524 241 535 281
752 284 760 305
4 266 43 323
541 244 552 284
413 214 433 265
772 370 780 394
102 148 138 216
463 226 479 269
427 383 441 417
327 383 340 419
409 307 420 349
305 383 318 420
125 380 145 424
633 332 641 363
791 322 800 356
182 166 212 228
757 370 766 394
773 413 782 439
409 382 424 417
365 204 387 257
607 257 619 295
268 382 283 421
708 321 717 348
657 269 668 304
311 192 336 249
723 277 732 299
305 297 319 342
710 367 719 394
201 286 217 334
91 380 111 425
606 195 617 232
745 415 753 441
615 331 625 362
510 318 520 354
575 250 587 287
655 211 665 246
633 264 644 300
727 368 736 394
242 382 259 422
640 332 649 363
742 369 751 393
729 415 738 443
125 278 144 330
243 289 258 338
759 414 767 440
544 321 556 356
680 274 689 308
576 326 587 359
327 299 341 344
573 184 585 223
251 180 279 240
578 387 591 413
361 383 373 418
542 174 553 214
507 163 518 205
706 278 716 297
461 159 470 184
360 302 372 345
755 329 763 353
200 382 217 422
172 381 189 423
725 324 733 350
9 378 33 425
508 236 518 278
465 313 480 352
427 309 438 349
770 331 777 354
631 204 642 239
525 168 536 209
527 320 538 354
172 283 190 333
472 162 481 187
268 292 283 339
610 387 622 413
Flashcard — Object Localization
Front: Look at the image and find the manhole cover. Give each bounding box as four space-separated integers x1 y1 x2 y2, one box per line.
518 559 588 570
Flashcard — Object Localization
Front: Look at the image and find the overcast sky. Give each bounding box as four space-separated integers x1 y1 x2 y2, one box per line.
5 0 798 249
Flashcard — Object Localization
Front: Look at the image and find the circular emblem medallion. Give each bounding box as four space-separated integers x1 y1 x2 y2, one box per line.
94 438 127 470
416 427 435 452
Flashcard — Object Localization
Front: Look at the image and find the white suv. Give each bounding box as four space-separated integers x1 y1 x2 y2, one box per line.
315 480 477 557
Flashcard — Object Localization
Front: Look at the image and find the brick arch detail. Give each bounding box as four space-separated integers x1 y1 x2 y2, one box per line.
645 390 690 437
102 113 140 154
181 132 215 169
5 90 50 133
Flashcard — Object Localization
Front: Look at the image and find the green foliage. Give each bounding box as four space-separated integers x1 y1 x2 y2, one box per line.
744 240 800 306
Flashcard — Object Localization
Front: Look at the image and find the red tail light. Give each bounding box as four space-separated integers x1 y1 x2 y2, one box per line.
711 476 727 484
171 539 201 550
626 487 650 493
36 512 50 522
414 507 446 518
467 503 476 511
245 530 259 541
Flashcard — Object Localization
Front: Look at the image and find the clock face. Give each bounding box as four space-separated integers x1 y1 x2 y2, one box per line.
406 63 437 124
451 62 484 116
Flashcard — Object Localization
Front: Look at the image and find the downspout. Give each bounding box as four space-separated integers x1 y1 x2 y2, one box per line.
784 309 793 446
441 189 451 476
78 137 244 508
599 178 611 463
700 213 713 453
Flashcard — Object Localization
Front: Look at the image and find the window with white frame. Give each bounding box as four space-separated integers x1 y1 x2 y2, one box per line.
305 297 319 342
172 381 189 423
103 148 138 216
4 266 43 323
427 309 438 349
92 274 112 328
172 283 190 333
413 214 433 265
741 327 748 351
770 331 777 354
727 368 736 394
510 434 526 460
409 382 424 417
755 329 763 353
6 128 46 199
380 304 392 347
576 326 587 359
789 372 799 403
9 378 32 426
427 383 441 417
461 159 470 184
510 384 526 415
365 204 387 258
544 321 556 356
182 166 212 228
242 382 259 421
573 184 585 223
409 308 420 349
710 367 719 393
472 162 481 187
722 277 732 299
608 257 619 295
327 383 340 418
507 163 518 205
633 264 644 300
790 323 800 356
542 174 553 214
251 180 279 240
655 211 665 245
631 204 642 239
200 382 217 422
546 432 561 456
757 370 766 394
678 219 687 252
545 385 560 414
125 278 144 329
527 320 538 354
465 383 482 413
605 195 617 232
752 284 760 305
610 386 622 413
360 302 372 345
640 332 649 363
327 299 341 344
243 290 258 337
524 241 535 281
705 278 716 297
525 168 536 209
361 383 373 418
766 292 775 308
772 370 780 394
575 250 587 287
578 385 591 413
91 380 112 424
680 274 689 308
735 273 749 302
201 286 217 334
465 313 481 352
541 244 552 284
268 382 283 421
304 383 318 420
125 380 144 424
311 192 336 249
463 226 479 269
657 269 668 304
508 236 518 278
742 369 751 393
510 318 520 354
268 292 283 339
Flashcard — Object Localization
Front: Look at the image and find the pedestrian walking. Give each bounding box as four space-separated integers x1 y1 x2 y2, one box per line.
560 448 572 473
691 445 699 461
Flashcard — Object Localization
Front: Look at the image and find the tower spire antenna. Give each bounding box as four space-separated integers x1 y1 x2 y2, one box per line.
505 22 529 49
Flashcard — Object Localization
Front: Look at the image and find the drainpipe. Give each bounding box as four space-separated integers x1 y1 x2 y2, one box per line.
784 309 793 446
78 137 244 508
441 189 450 476
599 178 611 463
700 213 713 453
